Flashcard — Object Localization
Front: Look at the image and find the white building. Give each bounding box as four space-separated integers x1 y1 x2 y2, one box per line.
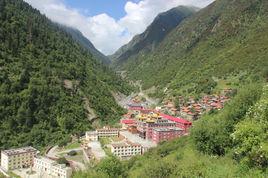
1 147 38 171
97 128 119 138
33 157 72 178
86 131 98 141
111 140 142 159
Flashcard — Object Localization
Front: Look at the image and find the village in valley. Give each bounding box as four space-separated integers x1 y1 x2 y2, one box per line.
0 88 233 178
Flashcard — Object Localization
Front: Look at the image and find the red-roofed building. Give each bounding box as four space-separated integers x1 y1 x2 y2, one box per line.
159 113 192 132
120 119 136 129
128 104 144 110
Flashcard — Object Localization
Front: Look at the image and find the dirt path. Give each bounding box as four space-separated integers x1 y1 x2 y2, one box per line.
113 80 159 108
82 96 97 121
135 81 159 106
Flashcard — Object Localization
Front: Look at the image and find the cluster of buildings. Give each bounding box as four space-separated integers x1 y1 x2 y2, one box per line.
86 127 143 160
180 94 230 120
158 88 234 121
0 146 72 178
121 107 192 144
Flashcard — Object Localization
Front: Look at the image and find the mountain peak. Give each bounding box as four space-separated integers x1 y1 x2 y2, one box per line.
110 6 196 67
59 24 111 64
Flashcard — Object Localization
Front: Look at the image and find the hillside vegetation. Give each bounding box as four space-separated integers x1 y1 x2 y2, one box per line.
121 0 268 97
0 0 130 149
111 6 196 67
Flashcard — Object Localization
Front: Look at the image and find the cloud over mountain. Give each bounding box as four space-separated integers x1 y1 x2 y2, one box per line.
24 0 214 55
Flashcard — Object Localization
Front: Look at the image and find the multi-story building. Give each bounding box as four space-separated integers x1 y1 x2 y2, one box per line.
33 156 72 178
111 140 142 159
97 128 119 137
137 118 176 139
152 127 184 143
85 131 98 141
1 147 38 171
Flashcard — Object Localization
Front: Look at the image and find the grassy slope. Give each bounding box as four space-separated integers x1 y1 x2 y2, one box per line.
124 0 268 96
111 6 195 68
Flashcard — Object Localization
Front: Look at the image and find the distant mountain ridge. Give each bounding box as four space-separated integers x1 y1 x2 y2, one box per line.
110 6 197 67
60 25 110 64
119 0 268 96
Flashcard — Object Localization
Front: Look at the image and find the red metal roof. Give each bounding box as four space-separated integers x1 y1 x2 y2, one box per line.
121 119 136 124
159 113 191 124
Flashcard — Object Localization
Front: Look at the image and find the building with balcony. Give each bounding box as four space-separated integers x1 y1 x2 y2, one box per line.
0 147 38 171
97 128 119 137
152 127 184 143
111 140 142 159
85 131 98 141
33 156 72 178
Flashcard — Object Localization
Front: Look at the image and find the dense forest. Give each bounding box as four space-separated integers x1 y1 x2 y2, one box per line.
117 0 268 98
0 0 131 149
74 83 268 177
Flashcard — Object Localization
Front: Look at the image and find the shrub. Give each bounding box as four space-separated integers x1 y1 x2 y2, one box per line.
67 150 77 156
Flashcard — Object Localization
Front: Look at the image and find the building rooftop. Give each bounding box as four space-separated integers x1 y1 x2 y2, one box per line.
35 156 71 170
159 113 191 124
2 147 38 156
120 119 136 124
153 127 184 132
111 140 141 148
97 128 119 131
86 131 98 135
128 103 143 107
35 156 55 164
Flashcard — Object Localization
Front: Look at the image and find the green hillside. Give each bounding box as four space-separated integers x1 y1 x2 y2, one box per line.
122 0 268 97
0 0 130 149
110 6 196 67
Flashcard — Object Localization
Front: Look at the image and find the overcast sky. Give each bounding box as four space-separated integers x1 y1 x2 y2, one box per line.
24 0 214 55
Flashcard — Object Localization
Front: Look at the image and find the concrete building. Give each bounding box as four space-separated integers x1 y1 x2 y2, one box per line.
86 131 98 141
152 127 184 143
33 156 72 178
111 140 142 159
97 128 119 137
0 147 38 171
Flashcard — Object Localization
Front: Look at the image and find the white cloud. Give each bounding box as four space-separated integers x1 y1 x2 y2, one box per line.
24 0 214 55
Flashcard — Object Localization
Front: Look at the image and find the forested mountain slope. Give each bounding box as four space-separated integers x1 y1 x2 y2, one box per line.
110 6 196 67
0 0 130 149
123 0 268 96
60 25 110 64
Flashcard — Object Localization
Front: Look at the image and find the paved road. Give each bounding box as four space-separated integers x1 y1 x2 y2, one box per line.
46 146 58 158
46 146 86 170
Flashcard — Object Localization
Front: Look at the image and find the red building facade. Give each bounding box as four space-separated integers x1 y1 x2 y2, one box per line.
152 127 184 143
